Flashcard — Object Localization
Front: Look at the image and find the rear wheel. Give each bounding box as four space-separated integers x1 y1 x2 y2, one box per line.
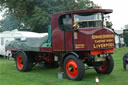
16 51 33 72
63 55 85 80
95 55 114 74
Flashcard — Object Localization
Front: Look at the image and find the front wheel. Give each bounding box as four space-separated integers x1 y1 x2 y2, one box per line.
95 55 114 74
63 55 85 81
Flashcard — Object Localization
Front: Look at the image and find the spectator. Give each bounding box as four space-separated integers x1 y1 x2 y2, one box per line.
123 52 128 71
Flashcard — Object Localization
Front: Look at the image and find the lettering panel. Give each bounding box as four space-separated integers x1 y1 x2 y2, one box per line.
92 34 115 49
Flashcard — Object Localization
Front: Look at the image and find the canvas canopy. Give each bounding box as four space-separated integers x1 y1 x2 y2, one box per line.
7 35 48 51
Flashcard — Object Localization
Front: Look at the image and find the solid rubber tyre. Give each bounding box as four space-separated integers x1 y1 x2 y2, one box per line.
95 55 114 74
63 55 85 81
16 51 33 72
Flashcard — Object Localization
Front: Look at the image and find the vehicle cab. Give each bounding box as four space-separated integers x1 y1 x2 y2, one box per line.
51 9 115 53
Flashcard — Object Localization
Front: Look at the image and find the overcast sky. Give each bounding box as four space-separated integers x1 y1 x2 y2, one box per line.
91 0 128 30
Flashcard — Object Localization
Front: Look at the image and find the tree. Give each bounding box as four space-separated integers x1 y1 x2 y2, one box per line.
0 14 19 31
0 11 27 32
0 0 94 32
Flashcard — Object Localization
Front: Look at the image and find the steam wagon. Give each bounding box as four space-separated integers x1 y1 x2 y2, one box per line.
7 8 115 80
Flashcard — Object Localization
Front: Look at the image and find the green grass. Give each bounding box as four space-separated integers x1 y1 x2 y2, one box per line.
0 47 128 85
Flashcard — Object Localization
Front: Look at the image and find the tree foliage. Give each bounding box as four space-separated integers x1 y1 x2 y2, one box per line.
0 0 94 32
0 13 22 32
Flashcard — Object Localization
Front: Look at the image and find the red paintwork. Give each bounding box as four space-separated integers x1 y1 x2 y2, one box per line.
40 47 52 52
90 48 114 55
51 9 114 52
97 59 108 72
74 28 115 51
66 59 78 78
17 56 24 70
65 31 73 51
54 9 112 15
6 47 18 51
51 14 65 51
44 55 53 63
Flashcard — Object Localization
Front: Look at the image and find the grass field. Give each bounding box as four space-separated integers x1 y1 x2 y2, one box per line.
0 47 128 85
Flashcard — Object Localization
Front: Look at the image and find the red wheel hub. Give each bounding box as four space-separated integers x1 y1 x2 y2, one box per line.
98 60 108 72
17 56 24 70
66 59 78 78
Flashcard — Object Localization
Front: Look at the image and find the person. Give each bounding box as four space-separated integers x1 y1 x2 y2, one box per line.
123 52 128 71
